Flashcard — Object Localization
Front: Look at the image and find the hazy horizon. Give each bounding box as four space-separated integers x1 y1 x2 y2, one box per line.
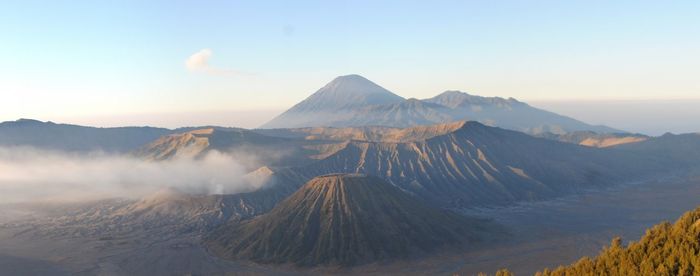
2 1 699 130
5 97 699 136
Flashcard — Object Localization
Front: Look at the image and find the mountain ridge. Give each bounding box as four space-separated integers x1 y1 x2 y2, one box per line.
261 75 622 134
0 118 172 153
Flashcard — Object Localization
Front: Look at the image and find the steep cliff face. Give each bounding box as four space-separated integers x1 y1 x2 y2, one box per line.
205 174 497 266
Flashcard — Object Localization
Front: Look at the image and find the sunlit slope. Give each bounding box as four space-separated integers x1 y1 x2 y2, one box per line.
537 205 700 275
205 174 498 266
133 127 325 169
291 121 660 207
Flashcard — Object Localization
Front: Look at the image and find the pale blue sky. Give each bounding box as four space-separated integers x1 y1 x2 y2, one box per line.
1 1 699 130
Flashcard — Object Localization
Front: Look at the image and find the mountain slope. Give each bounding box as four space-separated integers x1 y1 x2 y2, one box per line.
260 75 620 134
261 74 404 128
285 121 663 208
133 127 326 169
256 120 469 143
0 119 171 153
344 98 455 128
612 132 700 166
136 121 681 215
205 174 498 266
538 131 648 148
424 91 621 134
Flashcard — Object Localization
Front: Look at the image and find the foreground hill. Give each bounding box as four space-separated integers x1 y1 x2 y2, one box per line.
536 205 700 275
261 75 620 134
205 174 499 266
0 119 170 152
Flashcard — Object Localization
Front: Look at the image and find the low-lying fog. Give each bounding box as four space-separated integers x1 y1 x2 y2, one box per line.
0 147 258 203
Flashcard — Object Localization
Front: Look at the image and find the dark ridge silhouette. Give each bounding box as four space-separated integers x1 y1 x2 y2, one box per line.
0 119 171 153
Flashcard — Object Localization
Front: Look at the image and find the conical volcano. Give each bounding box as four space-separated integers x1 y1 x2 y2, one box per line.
205 174 496 266
260 74 405 128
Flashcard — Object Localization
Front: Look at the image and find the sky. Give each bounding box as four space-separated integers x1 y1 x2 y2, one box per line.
1 1 699 131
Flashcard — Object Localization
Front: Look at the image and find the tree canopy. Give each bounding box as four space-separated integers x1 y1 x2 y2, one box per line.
536 206 700 276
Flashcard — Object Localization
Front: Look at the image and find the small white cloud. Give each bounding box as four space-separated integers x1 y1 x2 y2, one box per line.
185 48 213 71
185 48 249 76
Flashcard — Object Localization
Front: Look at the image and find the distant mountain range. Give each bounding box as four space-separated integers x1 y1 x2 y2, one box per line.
43 119 700 242
261 74 620 135
0 119 171 153
0 75 635 153
8 105 700 269
3 114 686 213
3 75 699 272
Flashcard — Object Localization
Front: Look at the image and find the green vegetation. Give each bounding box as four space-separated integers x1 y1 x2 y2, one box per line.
475 268 515 276
536 206 700 276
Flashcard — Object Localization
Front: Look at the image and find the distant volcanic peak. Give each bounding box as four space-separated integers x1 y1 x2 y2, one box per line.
321 74 402 99
331 74 372 83
326 74 393 90
298 74 404 110
259 75 406 128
